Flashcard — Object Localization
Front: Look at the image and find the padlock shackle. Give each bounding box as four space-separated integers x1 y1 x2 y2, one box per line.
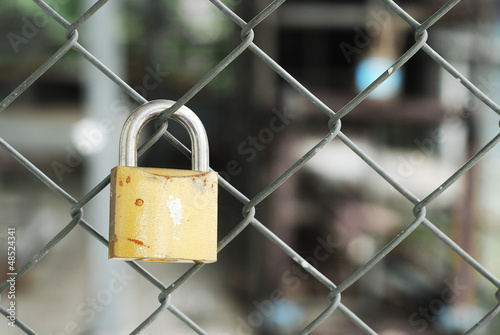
119 100 209 171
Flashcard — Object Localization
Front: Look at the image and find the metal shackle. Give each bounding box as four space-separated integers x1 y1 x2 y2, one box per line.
119 99 209 171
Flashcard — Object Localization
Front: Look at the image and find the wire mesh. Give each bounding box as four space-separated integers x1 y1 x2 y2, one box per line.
1 0 500 334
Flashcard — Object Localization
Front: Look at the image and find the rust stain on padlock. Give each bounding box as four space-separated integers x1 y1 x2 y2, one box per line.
150 171 211 179
127 238 150 248
118 176 131 187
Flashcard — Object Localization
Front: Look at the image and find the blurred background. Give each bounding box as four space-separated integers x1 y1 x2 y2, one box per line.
1 0 500 334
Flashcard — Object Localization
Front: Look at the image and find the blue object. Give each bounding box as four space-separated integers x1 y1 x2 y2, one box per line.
355 56 403 100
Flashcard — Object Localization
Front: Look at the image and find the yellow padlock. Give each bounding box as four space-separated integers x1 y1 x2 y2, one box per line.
108 100 217 263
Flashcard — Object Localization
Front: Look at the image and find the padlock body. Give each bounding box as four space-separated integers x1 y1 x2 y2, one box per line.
109 166 217 263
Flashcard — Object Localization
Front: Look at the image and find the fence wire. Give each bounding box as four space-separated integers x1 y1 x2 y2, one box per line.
1 0 500 334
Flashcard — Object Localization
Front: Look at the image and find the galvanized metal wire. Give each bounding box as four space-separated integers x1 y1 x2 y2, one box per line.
1 0 500 334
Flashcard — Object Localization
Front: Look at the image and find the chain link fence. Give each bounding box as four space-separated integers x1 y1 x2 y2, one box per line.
1 0 500 334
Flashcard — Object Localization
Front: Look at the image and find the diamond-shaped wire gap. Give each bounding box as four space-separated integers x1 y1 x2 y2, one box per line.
206 93 337 210
209 0 337 119
328 120 500 289
291 128 429 291
248 217 380 334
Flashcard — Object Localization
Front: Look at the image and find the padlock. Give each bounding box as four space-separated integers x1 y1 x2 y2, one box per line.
108 99 217 263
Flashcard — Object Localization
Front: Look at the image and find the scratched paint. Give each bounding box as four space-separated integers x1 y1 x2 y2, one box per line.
167 195 183 240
